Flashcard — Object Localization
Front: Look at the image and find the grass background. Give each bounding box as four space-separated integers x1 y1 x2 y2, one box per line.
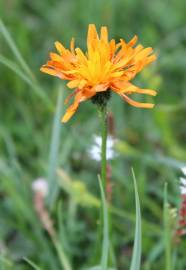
0 0 186 269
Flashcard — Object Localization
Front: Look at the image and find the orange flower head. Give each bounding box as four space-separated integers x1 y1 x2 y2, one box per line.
40 24 157 122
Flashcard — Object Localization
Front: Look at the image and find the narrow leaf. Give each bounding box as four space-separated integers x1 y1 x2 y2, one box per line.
23 257 42 270
0 54 52 109
130 168 142 270
0 256 13 267
88 266 116 270
163 183 172 270
0 18 35 81
47 87 64 209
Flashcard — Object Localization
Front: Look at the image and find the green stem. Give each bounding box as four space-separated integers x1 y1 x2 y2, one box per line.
99 106 109 269
52 236 72 270
100 106 107 191
91 105 109 266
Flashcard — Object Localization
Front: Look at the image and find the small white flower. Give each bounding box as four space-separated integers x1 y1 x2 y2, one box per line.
180 167 186 195
180 186 186 195
32 177 48 197
88 135 117 162
180 177 186 187
94 136 102 146
181 167 186 176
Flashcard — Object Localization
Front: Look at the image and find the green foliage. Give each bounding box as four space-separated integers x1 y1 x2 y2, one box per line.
0 0 186 269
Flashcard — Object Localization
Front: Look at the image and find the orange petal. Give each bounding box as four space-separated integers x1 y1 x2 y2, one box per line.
62 102 79 123
92 83 109 92
87 24 98 47
50 52 62 62
111 81 132 93
75 48 88 64
122 93 154 108
100 26 108 43
111 81 157 96
67 80 81 89
127 35 138 47
143 54 157 67
110 71 124 78
40 66 66 79
40 66 57 76
62 92 88 123
135 47 153 61
64 89 80 104
109 39 116 58
113 55 133 69
70 37 75 53
46 60 63 69
79 80 87 89
134 44 144 55
55 41 66 55
133 88 157 96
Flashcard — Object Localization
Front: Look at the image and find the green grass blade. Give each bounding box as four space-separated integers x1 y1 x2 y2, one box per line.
0 54 33 85
0 256 13 267
47 87 64 209
23 257 42 270
56 201 72 270
88 267 116 270
98 175 109 270
163 183 172 270
0 18 35 81
0 54 53 109
130 168 142 270
52 238 72 270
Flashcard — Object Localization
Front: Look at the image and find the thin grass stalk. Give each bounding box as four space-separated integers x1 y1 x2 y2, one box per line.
0 18 36 82
52 237 72 270
163 183 172 270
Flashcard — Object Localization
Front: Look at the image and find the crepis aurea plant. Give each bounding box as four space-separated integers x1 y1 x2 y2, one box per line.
41 24 157 269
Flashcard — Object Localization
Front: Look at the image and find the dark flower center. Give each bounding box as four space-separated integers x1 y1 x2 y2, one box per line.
91 89 111 108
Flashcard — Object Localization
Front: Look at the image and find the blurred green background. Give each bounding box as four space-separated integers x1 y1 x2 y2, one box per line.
0 0 186 269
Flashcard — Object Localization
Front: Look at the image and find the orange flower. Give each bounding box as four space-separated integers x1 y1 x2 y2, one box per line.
40 24 157 122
